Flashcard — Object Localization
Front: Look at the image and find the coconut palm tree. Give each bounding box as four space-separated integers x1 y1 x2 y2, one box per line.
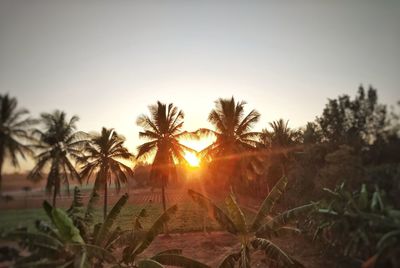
79 127 133 219
259 119 300 177
197 97 261 188
29 110 87 206
0 94 35 195
136 101 193 213
260 119 299 149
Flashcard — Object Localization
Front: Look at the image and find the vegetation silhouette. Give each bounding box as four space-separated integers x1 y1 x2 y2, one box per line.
197 97 261 190
189 176 315 268
79 127 133 220
0 94 35 195
0 85 399 267
28 110 87 206
136 101 195 214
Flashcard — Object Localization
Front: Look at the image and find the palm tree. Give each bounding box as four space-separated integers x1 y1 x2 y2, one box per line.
136 101 193 213
197 97 260 189
29 110 87 206
79 127 133 219
259 119 300 176
0 94 35 195
260 119 299 149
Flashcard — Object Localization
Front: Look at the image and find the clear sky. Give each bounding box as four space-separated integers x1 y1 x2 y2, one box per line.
1 0 399 172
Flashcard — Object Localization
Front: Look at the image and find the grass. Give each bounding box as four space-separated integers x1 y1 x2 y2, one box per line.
0 199 255 233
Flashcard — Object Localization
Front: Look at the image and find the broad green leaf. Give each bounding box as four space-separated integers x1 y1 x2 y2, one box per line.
69 243 117 264
51 207 84 244
250 176 288 232
138 259 164 268
152 254 210 268
188 189 238 235
130 205 178 257
259 203 316 232
218 251 240 268
371 186 384 212
5 231 63 249
95 193 128 246
358 184 368 210
155 249 183 255
251 238 301 267
377 230 400 250
225 193 247 234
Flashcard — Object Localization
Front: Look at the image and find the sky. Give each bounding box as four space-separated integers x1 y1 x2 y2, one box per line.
1 0 399 172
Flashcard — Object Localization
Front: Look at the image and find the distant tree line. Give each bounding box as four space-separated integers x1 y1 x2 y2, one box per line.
1 85 399 216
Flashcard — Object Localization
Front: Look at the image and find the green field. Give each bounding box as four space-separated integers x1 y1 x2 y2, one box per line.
0 200 255 233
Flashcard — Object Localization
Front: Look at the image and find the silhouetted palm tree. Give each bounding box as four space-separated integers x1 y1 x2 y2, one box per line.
0 94 35 195
197 97 260 188
260 119 299 149
29 110 87 206
136 101 193 213
259 119 300 187
79 127 133 219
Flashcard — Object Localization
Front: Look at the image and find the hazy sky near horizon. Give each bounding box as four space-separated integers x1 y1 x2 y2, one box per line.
1 1 399 172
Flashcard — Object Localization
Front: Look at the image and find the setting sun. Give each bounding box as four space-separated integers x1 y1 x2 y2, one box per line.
184 151 200 167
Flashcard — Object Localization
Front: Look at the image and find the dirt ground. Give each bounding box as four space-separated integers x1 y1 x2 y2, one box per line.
139 231 335 268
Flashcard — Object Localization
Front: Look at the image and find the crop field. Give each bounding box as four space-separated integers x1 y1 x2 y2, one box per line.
0 189 254 234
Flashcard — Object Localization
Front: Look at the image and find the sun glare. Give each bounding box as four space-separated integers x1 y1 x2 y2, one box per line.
184 152 200 167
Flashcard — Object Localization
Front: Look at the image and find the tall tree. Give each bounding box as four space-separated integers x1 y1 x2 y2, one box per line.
0 94 35 195
198 97 260 189
29 110 87 206
79 127 133 219
260 119 299 149
317 86 387 149
136 101 192 213
258 119 300 191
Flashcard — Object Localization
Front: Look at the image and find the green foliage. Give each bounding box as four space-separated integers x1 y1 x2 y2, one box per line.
151 254 211 268
29 110 88 206
251 238 302 267
0 94 35 193
94 193 128 246
313 183 400 267
317 86 387 148
189 176 312 268
122 204 178 263
251 176 288 232
79 127 133 219
188 189 238 235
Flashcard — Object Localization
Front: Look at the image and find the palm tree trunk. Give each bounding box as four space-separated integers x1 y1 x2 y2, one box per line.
104 179 108 220
161 176 169 235
161 177 167 212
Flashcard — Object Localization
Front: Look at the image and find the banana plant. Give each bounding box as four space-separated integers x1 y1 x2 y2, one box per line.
3 187 210 268
314 183 400 268
189 176 315 268
3 188 125 267
116 204 210 268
